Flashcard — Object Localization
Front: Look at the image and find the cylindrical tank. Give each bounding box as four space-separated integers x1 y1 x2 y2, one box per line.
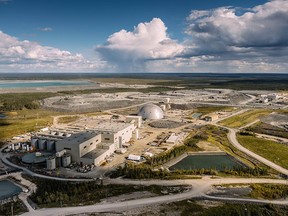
46 156 56 170
38 139 47 150
47 140 56 151
165 98 170 103
61 154 71 167
31 138 38 149
11 143 15 150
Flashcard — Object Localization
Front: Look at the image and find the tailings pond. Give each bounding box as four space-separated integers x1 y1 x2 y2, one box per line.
0 180 22 200
170 154 244 171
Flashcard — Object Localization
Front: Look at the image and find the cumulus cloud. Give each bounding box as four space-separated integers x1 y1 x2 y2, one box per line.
181 0 288 72
0 31 105 72
38 27 53 32
96 18 184 72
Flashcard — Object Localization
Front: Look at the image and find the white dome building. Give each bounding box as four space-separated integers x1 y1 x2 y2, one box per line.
138 104 164 120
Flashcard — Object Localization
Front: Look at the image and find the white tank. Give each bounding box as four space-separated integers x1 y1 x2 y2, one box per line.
38 139 47 150
46 157 56 170
11 144 15 150
61 154 71 167
165 98 170 103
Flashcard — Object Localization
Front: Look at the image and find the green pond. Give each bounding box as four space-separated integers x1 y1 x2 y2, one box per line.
170 154 243 171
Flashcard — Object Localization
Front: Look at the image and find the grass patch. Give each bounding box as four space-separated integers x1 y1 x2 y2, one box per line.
195 106 235 115
58 116 80 124
219 109 272 128
0 109 59 142
237 134 288 169
249 184 288 200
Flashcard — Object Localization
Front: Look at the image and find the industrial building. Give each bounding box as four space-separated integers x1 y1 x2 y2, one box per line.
138 103 164 120
203 114 219 122
30 121 137 168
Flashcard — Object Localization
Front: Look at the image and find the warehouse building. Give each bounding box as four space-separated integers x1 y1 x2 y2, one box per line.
54 122 136 166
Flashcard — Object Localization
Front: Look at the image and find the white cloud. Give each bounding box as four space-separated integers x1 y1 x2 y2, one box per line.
0 31 105 72
96 1 288 73
96 18 184 72
181 0 288 72
38 27 53 32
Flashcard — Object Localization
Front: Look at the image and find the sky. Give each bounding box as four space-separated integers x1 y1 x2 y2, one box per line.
0 0 287 73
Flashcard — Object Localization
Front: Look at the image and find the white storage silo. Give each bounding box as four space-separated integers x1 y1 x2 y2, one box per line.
61 154 71 167
46 156 56 170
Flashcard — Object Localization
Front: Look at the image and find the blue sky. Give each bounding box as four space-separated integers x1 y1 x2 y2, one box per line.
0 0 287 73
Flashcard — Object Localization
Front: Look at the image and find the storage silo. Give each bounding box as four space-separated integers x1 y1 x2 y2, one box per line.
47 140 56 151
31 138 39 149
46 156 56 170
38 139 47 150
61 154 71 167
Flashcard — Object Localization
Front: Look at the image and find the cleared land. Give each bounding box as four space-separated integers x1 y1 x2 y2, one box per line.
237 134 288 169
219 109 271 128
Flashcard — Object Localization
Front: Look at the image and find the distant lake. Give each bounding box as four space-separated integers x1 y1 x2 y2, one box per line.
0 113 6 119
0 180 22 200
0 80 93 89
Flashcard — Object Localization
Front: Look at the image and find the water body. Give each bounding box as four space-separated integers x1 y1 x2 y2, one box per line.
0 113 6 119
170 154 243 171
0 80 92 89
0 180 22 200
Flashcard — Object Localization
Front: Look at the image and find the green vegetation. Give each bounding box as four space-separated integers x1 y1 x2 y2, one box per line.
160 200 288 216
0 92 57 111
194 106 235 115
26 175 176 207
219 109 271 128
58 115 80 124
0 200 28 216
202 125 263 169
246 122 288 139
219 183 288 200
0 109 59 142
249 184 288 200
237 134 288 169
